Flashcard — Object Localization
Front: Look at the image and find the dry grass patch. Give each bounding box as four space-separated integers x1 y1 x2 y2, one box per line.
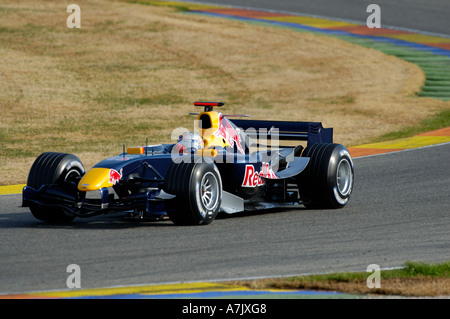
229 276 450 297
1 0 449 185
226 261 450 297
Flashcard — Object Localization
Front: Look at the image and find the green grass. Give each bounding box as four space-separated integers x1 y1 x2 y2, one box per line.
371 109 450 143
296 261 450 283
398 261 450 277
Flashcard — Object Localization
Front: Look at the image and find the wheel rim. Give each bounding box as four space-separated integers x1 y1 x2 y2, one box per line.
63 168 82 184
199 172 219 211
336 159 352 196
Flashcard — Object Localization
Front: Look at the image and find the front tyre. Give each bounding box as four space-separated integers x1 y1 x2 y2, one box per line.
298 143 354 209
164 161 222 225
27 152 85 223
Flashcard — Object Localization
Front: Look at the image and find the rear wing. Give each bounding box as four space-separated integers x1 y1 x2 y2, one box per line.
230 119 333 145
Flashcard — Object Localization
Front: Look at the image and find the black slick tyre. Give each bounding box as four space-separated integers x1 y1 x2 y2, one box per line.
27 152 85 223
298 143 354 209
163 161 222 225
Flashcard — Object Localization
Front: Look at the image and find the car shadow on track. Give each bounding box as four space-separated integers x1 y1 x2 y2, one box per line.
216 206 307 220
0 210 176 230
2 205 314 230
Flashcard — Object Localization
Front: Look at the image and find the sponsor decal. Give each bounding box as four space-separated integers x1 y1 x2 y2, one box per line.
109 168 123 185
213 114 245 154
242 162 278 187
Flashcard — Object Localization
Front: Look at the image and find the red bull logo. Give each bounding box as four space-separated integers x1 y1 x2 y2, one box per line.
242 162 278 187
109 168 123 185
260 162 278 179
214 114 245 154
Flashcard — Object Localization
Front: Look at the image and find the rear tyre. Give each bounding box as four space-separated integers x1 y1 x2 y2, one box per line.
164 161 222 225
298 143 354 209
27 152 85 223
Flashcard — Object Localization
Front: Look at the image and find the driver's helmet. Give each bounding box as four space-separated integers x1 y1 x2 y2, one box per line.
174 132 204 155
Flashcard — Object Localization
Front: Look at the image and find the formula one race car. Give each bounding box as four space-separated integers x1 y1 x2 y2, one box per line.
22 102 354 225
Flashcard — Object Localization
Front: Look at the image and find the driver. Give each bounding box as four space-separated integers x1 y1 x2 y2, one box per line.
174 132 204 155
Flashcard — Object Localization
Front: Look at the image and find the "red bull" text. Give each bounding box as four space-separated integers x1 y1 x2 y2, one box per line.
242 163 278 187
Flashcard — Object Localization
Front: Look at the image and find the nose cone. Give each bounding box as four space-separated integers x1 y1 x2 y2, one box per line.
78 168 114 191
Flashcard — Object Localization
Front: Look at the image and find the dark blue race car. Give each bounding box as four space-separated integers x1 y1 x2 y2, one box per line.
22 102 354 225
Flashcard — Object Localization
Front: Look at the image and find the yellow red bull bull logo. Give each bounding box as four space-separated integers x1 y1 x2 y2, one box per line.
108 168 123 185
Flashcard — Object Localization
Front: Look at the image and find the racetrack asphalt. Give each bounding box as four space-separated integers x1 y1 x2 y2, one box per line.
0 1 449 299
1 137 449 298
